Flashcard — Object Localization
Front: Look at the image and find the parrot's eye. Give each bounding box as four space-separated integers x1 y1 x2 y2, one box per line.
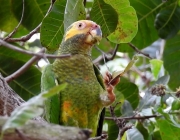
77 22 85 29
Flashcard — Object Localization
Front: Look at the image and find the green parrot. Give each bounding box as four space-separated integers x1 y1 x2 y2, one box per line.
41 20 119 136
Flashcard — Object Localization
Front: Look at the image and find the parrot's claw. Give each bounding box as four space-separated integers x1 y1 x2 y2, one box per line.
104 72 120 87
101 72 120 106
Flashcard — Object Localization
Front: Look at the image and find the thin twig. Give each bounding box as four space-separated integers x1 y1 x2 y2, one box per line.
4 0 25 41
5 24 41 42
5 48 45 83
93 44 119 65
15 129 29 140
4 0 55 42
105 113 161 139
105 114 160 121
119 125 133 138
128 43 152 59
88 134 108 140
0 39 71 59
94 45 110 72
109 106 125 140
111 44 119 59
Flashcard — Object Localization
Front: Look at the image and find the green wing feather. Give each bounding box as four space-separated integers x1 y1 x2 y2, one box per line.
93 64 106 136
93 64 105 90
41 64 60 124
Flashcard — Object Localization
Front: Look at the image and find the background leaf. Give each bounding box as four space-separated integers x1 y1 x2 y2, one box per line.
136 122 149 140
126 128 144 140
157 119 180 140
105 0 138 43
90 0 118 37
64 0 86 30
115 77 139 109
163 34 180 90
0 48 41 100
0 0 19 32
150 59 163 80
118 0 178 52
11 0 50 31
121 100 134 117
155 3 180 39
0 0 29 36
40 0 66 53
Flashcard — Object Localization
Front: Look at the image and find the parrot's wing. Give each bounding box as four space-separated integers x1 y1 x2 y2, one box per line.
41 64 60 124
93 64 105 90
93 64 106 136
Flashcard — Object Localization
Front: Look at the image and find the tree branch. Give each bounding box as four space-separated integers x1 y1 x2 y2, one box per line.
109 105 130 140
128 43 152 59
4 24 41 42
4 0 55 42
0 39 71 59
0 117 90 140
93 44 119 65
105 114 160 121
15 129 29 140
0 74 25 116
4 0 25 41
5 48 45 83
88 134 108 140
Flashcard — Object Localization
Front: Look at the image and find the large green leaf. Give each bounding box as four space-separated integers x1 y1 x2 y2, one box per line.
136 122 149 140
90 0 118 37
157 119 180 140
157 107 180 128
120 0 178 51
0 0 29 37
126 128 144 140
0 0 18 32
155 3 180 39
0 46 31 62
163 34 180 90
127 0 162 50
115 77 139 109
11 0 50 31
105 0 138 43
64 0 86 30
121 100 134 117
0 48 41 101
40 0 66 53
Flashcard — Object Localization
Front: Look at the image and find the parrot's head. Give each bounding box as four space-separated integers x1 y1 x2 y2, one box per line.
59 20 102 55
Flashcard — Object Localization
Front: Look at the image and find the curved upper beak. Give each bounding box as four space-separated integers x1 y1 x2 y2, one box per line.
90 24 102 44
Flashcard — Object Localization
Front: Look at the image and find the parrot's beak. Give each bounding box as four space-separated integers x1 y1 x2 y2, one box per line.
89 24 102 45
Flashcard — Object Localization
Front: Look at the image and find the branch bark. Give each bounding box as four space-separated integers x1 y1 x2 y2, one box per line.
0 117 90 140
0 73 24 116
0 39 71 59
105 114 160 121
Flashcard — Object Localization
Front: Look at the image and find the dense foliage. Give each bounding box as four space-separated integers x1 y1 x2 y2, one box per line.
0 0 180 140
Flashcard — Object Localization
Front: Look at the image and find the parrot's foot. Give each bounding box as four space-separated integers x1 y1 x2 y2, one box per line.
104 71 120 86
100 72 120 106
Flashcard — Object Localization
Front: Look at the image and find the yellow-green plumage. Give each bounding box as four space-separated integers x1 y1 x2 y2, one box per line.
53 54 104 133
41 20 113 136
